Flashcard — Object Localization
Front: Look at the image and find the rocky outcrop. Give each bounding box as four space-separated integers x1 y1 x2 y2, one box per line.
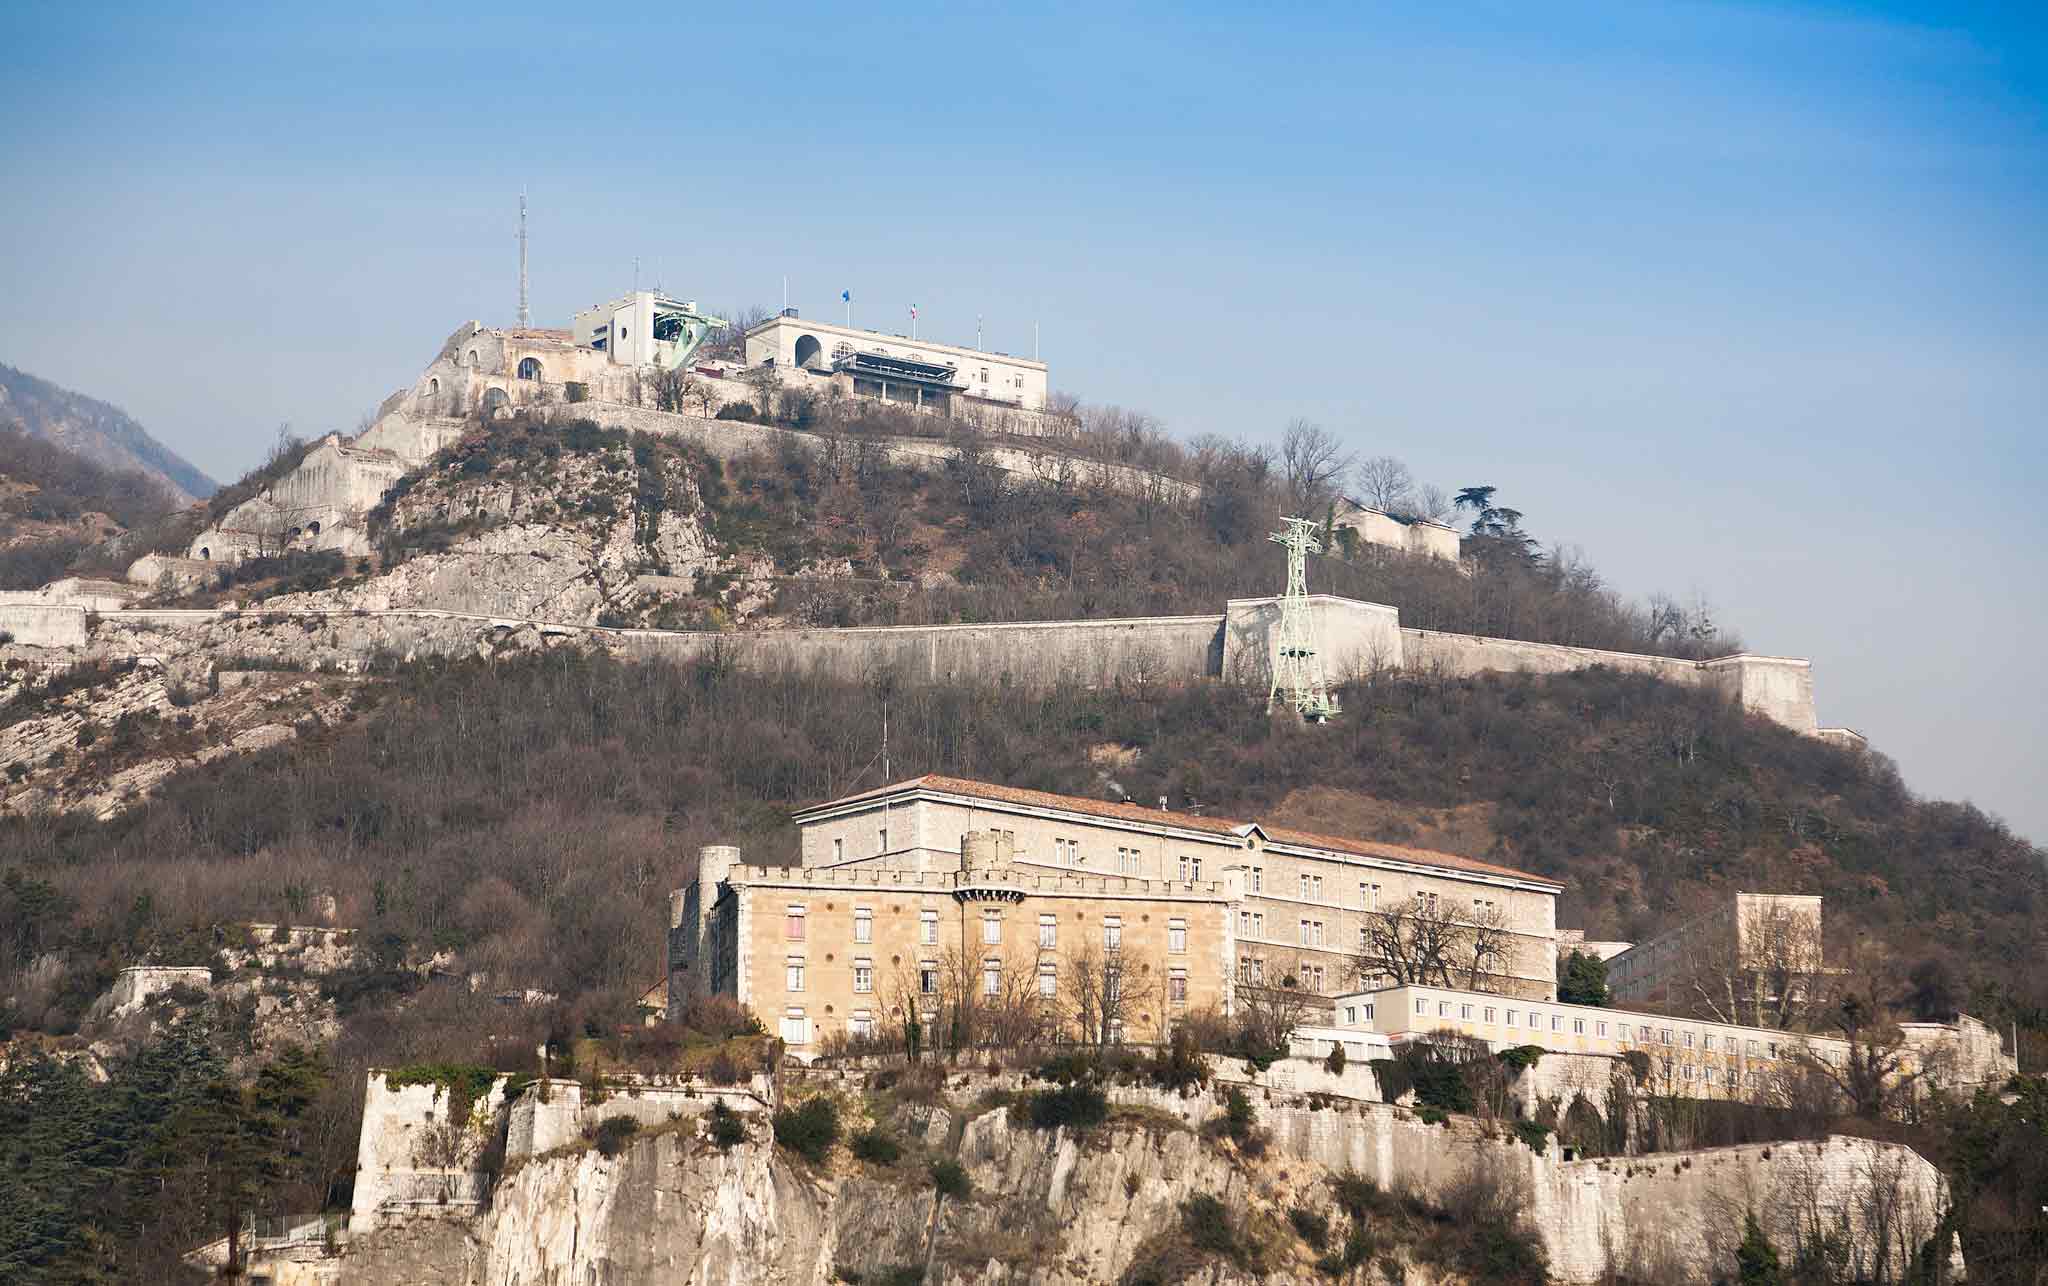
322 1072 1956 1286
253 438 735 627
0 658 357 819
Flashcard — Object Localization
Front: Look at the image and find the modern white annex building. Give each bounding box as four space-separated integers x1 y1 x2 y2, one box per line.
744 312 1050 415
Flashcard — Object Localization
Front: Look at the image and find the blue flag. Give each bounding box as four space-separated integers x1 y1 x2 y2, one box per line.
841 290 850 302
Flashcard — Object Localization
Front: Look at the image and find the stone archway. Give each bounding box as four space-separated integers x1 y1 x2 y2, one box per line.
482 387 510 415
516 357 543 381
794 334 823 370
1560 1092 1609 1157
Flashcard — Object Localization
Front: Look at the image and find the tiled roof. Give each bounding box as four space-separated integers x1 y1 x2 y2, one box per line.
796 774 1558 887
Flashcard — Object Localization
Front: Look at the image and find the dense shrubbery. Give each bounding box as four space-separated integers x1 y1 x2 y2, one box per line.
592 1113 639 1157
850 1128 902 1165
930 1157 971 1200
1024 1082 1109 1131
705 1100 748 1149
689 409 1747 664
772 1095 839 1163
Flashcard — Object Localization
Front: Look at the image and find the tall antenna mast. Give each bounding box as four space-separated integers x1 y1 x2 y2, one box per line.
517 189 530 327
1268 516 1339 722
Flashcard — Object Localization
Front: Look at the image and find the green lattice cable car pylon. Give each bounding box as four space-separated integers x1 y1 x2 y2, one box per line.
1268 516 1340 722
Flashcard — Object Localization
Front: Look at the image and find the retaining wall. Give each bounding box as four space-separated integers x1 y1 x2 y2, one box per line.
505 1075 775 1162
0 604 89 647
350 1071 518 1231
75 594 1825 736
1086 1077 1949 1282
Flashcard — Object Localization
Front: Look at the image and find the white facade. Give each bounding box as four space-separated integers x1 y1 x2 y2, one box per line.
744 313 1050 412
1324 981 2014 1099
1331 500 1462 563
571 292 719 370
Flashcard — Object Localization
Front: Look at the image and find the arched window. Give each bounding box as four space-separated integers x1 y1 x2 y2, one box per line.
307 520 321 535
428 377 440 394
464 350 479 367
516 357 542 381
794 334 823 369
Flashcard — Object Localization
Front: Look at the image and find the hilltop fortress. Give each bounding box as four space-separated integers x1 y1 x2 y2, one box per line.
0 296 1861 747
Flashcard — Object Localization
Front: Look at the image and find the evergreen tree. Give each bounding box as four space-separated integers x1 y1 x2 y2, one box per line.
1558 951 1610 1006
1736 1212 1784 1286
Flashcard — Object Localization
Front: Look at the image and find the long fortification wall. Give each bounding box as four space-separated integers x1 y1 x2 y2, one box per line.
50 594 1825 737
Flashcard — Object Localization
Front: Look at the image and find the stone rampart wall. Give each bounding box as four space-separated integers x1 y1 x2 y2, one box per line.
505 1076 775 1162
73 595 1824 737
0 604 89 647
1094 1078 1949 1282
1402 628 1707 685
1510 1049 1627 1120
1224 595 1403 685
350 1071 517 1232
1546 1136 1956 1283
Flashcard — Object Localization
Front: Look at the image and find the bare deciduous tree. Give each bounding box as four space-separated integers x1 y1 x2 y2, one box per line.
1280 418 1353 515
1800 990 1923 1120
1671 899 1834 1031
1236 955 1316 1056
1462 903 1516 992
1354 892 1471 989
1411 483 1455 525
1061 943 1151 1047
1352 455 1415 513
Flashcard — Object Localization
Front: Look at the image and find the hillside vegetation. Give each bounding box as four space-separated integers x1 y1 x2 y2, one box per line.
3 656 2039 1057
0 428 182 589
1 655 2044 1280
218 407 1741 660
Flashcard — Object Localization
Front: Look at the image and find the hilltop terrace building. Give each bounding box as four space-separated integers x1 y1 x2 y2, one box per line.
744 313 1051 419
1314 982 2014 1101
669 774 1564 1058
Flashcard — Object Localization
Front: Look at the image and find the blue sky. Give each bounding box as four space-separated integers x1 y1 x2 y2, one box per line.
1 1 2042 840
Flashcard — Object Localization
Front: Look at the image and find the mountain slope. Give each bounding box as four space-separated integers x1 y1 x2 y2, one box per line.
0 364 214 504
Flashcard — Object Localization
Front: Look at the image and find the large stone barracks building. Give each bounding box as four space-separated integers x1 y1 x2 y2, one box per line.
670 774 1563 1057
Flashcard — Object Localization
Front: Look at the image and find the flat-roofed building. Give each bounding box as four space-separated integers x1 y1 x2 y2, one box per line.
743 313 1050 416
1605 892 1824 1010
1325 981 2013 1101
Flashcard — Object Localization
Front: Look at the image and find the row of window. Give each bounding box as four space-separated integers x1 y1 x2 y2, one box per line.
828 827 891 863
1235 957 1331 992
785 904 1186 953
1409 995 1805 1060
822 832 1509 926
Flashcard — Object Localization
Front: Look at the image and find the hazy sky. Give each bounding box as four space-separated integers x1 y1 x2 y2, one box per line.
2 2 2042 840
